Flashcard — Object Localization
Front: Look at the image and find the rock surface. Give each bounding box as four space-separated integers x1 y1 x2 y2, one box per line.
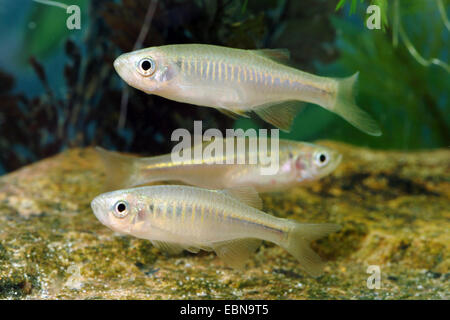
0 142 448 299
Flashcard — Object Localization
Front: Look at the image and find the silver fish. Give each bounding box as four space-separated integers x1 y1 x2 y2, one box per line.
91 185 340 276
113 44 381 136
96 138 342 192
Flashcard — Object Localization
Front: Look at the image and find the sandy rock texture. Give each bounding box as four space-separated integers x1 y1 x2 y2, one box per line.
0 142 448 299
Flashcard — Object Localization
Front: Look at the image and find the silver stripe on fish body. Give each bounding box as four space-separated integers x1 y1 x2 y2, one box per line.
95 138 342 192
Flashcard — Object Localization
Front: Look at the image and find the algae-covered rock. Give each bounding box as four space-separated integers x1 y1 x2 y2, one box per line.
0 142 448 299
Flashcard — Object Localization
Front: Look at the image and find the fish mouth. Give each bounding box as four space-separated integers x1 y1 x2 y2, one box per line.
113 56 126 76
90 197 109 226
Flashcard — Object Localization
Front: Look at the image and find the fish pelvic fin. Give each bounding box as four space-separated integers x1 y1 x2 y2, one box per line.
282 223 341 277
211 238 262 269
333 72 382 136
253 101 304 132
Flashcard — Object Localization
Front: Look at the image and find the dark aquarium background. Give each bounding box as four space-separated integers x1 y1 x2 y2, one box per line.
0 0 448 174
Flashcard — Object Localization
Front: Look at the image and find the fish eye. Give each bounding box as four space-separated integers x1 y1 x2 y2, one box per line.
314 151 329 167
113 200 129 218
137 58 155 76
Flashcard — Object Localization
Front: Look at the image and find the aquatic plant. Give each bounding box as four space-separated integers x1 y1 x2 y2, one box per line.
236 0 449 149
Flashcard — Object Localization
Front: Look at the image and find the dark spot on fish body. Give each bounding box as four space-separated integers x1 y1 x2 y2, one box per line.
166 202 174 219
251 68 256 82
227 65 232 81
202 61 208 78
155 202 164 217
220 62 225 81
273 77 281 86
190 61 195 76
208 61 213 80
233 66 239 82
176 203 183 218
214 62 219 81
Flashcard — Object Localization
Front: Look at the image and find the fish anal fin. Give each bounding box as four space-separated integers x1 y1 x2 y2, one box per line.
216 108 249 119
219 186 262 210
151 240 208 255
151 241 184 255
211 238 262 269
254 101 304 132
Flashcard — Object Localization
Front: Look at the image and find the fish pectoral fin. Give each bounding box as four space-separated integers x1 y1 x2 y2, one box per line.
250 49 291 63
218 186 262 210
216 108 249 119
253 101 304 132
211 238 262 269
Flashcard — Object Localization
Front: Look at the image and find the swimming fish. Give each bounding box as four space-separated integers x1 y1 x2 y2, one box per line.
113 44 381 136
96 138 342 192
91 185 340 276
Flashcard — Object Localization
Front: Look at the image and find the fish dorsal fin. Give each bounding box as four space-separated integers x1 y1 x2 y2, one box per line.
251 49 291 63
211 238 262 269
253 101 304 132
219 186 262 210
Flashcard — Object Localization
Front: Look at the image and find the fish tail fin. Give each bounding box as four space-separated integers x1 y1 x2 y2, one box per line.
333 72 382 136
281 223 341 277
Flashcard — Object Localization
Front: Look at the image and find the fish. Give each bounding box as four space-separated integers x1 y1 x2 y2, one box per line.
96 138 342 192
113 43 381 136
90 185 340 276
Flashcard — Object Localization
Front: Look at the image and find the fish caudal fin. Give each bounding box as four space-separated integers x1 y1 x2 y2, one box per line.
282 223 341 277
95 147 142 190
333 72 382 136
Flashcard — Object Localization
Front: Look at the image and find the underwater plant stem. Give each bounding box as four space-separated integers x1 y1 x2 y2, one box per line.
437 0 450 31
397 9 450 73
118 0 158 129
32 0 68 10
118 86 129 130
133 0 158 51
